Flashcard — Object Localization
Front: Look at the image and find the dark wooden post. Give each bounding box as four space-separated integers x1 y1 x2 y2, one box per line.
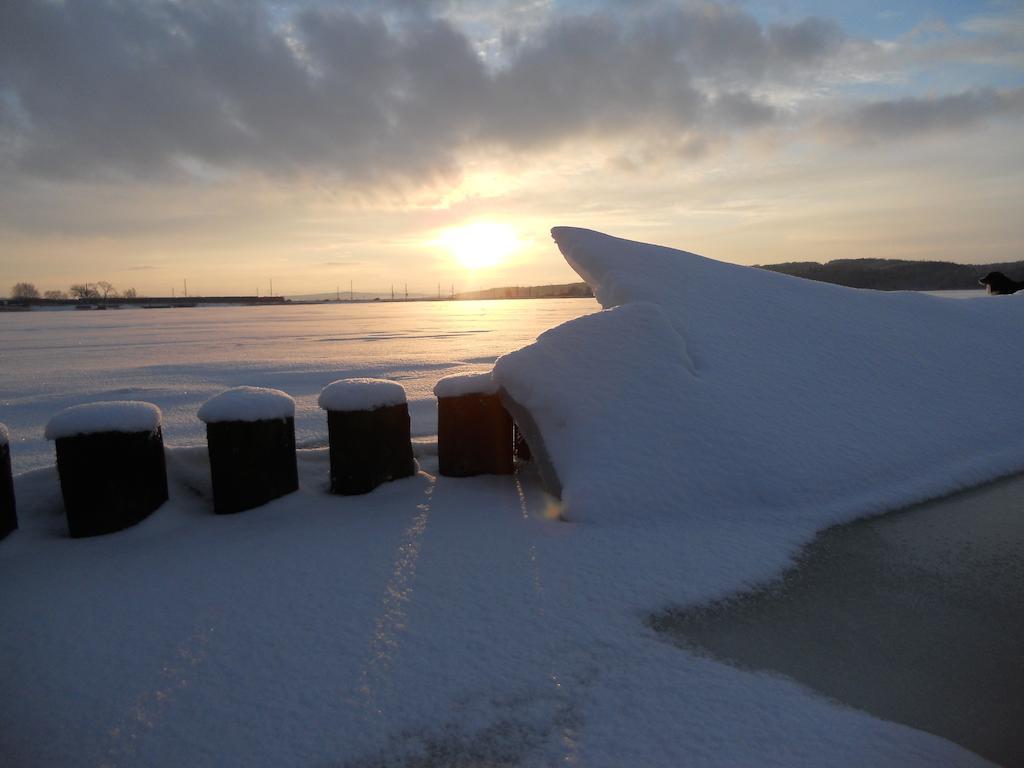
0 424 16 540
319 378 415 495
435 373 514 477
46 402 168 538
198 386 299 514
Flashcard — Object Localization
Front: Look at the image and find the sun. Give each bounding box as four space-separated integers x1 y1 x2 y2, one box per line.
439 221 520 270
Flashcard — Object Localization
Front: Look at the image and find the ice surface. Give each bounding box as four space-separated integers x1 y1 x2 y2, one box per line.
433 370 498 398
318 378 407 412
44 401 162 440
197 386 295 424
495 227 1024 526
0 299 595 473
0 422 8 447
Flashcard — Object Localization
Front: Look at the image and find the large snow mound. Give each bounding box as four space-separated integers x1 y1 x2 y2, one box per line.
433 371 498 398
318 378 407 412
495 227 1024 525
44 401 163 441
197 386 295 424
0 422 8 447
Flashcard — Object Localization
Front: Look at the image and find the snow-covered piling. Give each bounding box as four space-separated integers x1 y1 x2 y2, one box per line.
434 372 514 477
0 423 16 539
198 387 299 514
45 402 168 538
319 378 416 495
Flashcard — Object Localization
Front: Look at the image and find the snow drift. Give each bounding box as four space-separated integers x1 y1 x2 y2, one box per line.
495 227 1024 525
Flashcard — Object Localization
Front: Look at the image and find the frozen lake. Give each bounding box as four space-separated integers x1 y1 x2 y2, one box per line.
0 299 598 473
653 471 1024 766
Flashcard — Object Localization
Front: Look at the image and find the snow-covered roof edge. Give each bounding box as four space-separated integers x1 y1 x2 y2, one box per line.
198 386 296 424
45 401 163 440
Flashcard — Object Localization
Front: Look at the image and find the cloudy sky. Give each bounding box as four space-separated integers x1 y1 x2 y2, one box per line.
2 0 1022 297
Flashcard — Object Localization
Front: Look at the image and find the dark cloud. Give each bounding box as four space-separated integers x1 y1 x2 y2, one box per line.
826 87 1024 142
0 0 845 186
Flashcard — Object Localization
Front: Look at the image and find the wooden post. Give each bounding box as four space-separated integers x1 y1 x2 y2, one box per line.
0 424 16 540
319 379 415 495
46 402 168 538
435 373 514 477
198 387 299 514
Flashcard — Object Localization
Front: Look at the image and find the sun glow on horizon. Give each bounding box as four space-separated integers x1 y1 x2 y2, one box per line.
438 221 521 270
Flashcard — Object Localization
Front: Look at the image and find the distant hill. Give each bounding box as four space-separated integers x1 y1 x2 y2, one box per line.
757 258 1024 291
454 282 594 300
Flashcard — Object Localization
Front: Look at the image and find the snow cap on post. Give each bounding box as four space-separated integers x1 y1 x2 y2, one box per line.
433 371 498 399
45 401 162 441
198 386 296 424
318 378 407 412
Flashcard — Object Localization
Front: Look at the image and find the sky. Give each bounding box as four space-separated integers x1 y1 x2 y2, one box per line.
1 0 1022 297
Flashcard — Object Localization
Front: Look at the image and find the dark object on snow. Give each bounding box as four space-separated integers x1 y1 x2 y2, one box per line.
326 404 415 494
55 428 168 538
438 392 514 477
513 421 532 463
0 439 16 540
206 418 299 513
978 271 1024 295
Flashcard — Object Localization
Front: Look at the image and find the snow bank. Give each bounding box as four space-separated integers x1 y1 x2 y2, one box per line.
0 422 8 447
318 378 407 412
433 371 498 398
495 227 1024 525
197 386 295 424
44 401 162 441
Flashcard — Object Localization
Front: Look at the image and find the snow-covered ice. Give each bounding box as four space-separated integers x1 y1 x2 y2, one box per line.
197 386 295 424
44 401 163 441
318 378 407 412
433 370 498 398
1 235 1013 766
0 299 594 473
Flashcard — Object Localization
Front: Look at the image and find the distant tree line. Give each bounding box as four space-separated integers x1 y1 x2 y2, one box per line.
758 258 1024 291
9 282 137 301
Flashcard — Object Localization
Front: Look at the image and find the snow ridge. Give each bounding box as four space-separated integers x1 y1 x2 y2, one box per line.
496 226 1024 526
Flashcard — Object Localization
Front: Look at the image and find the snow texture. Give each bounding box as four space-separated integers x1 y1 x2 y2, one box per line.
433 371 498 398
44 401 162 441
0 260 1008 767
318 377 407 412
495 227 1024 526
0 422 8 447
197 386 295 424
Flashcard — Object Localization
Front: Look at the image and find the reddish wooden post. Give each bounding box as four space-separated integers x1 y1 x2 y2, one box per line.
435 373 514 477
